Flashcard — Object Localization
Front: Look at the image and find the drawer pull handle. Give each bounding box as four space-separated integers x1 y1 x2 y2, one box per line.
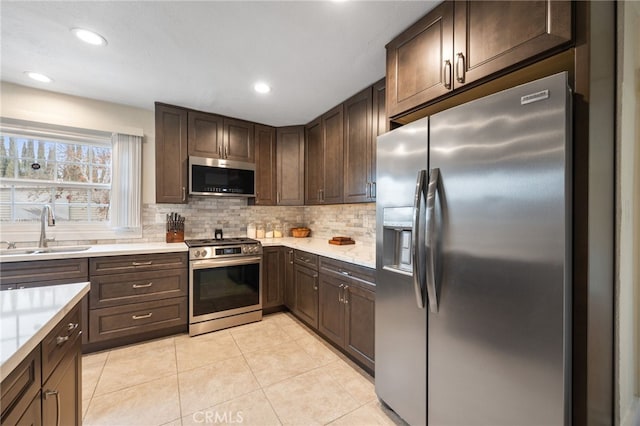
132 312 153 320
339 270 351 277
55 335 69 345
67 322 79 332
344 285 349 304
132 282 153 289
44 390 60 426
132 261 153 266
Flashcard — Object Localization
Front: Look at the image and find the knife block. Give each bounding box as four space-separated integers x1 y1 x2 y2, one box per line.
166 230 184 243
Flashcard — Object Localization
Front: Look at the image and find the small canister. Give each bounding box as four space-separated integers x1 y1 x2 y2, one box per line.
265 223 274 238
256 223 265 239
247 223 256 238
274 223 283 238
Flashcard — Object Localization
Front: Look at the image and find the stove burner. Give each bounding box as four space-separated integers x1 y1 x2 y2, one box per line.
185 237 259 247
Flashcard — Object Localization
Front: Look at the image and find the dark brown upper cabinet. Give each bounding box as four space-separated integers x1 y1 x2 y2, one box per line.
371 78 386 200
305 117 323 205
254 124 277 205
155 103 188 204
386 1 454 119
453 1 572 89
276 126 305 206
187 113 254 163
187 111 224 159
343 87 373 203
386 0 572 119
321 105 344 204
224 117 255 162
305 105 344 205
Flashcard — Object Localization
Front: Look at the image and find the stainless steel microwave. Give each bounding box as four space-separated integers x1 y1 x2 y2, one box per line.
189 156 256 197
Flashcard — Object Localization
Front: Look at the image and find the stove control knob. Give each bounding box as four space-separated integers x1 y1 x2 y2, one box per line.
194 250 201 258
200 249 207 257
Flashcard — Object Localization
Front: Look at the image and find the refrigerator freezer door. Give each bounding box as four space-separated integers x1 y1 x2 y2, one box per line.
375 117 429 426
427 72 571 425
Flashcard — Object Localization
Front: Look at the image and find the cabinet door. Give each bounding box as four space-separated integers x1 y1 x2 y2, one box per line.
42 338 81 426
344 283 375 371
305 118 323 205
293 264 318 328
371 78 386 200
155 104 188 203
187 111 224 159
321 104 344 204
224 118 255 162
262 247 284 309
453 0 572 88
343 87 373 203
386 1 454 119
254 125 277 205
318 274 346 347
284 249 295 310
15 395 41 426
276 126 305 206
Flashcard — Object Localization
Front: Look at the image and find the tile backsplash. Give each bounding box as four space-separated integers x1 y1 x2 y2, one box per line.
56 199 376 247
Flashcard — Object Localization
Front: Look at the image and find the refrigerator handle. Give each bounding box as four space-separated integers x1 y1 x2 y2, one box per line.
412 169 427 309
425 168 440 313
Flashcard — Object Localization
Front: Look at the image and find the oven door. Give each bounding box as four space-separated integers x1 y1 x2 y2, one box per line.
189 255 262 324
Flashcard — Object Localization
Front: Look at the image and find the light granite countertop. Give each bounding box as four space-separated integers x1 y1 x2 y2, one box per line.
0 282 90 382
259 237 375 269
0 239 375 268
0 242 188 263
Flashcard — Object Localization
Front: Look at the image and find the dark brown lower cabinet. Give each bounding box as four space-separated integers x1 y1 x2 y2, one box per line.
343 282 375 369
1 302 82 426
42 338 81 426
262 247 285 309
284 248 295 309
87 252 188 350
318 271 375 371
15 394 41 426
293 264 319 329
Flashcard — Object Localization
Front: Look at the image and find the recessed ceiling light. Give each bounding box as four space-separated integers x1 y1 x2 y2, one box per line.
25 72 52 83
254 82 271 94
71 28 107 46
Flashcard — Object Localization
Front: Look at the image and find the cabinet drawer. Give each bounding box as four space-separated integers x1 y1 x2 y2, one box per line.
41 304 81 382
0 258 88 286
319 257 375 285
90 252 187 275
1 346 40 425
89 297 187 343
293 250 318 270
90 269 187 309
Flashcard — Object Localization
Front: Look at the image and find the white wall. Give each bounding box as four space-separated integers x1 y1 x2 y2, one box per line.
616 2 640 425
0 82 156 204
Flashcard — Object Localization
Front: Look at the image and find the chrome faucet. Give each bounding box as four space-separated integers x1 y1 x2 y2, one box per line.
39 205 55 248
0 240 16 249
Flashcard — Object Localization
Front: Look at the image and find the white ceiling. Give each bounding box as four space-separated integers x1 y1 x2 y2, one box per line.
1 1 438 127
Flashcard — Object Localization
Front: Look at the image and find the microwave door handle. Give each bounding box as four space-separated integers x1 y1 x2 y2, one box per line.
412 169 427 309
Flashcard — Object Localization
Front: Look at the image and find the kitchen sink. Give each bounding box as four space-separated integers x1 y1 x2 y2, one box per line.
0 246 91 256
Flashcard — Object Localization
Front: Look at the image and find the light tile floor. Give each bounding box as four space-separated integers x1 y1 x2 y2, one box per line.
82 312 406 426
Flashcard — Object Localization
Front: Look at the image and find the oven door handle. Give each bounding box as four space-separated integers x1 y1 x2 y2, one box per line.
191 256 262 269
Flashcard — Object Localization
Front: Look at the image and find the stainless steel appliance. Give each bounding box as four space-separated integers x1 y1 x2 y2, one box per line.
189 156 256 197
375 72 572 425
187 237 262 336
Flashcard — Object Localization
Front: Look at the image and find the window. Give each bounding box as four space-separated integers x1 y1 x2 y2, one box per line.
0 118 141 241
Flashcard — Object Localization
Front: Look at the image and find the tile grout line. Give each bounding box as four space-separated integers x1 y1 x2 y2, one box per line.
172 336 184 426
82 349 111 422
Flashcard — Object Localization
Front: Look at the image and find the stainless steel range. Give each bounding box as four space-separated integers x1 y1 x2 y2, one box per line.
186 237 262 336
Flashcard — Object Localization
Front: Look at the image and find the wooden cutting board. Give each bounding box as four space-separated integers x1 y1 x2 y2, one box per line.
329 237 355 245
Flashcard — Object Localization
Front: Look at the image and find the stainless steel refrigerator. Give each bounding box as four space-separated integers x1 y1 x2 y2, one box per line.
375 72 571 425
